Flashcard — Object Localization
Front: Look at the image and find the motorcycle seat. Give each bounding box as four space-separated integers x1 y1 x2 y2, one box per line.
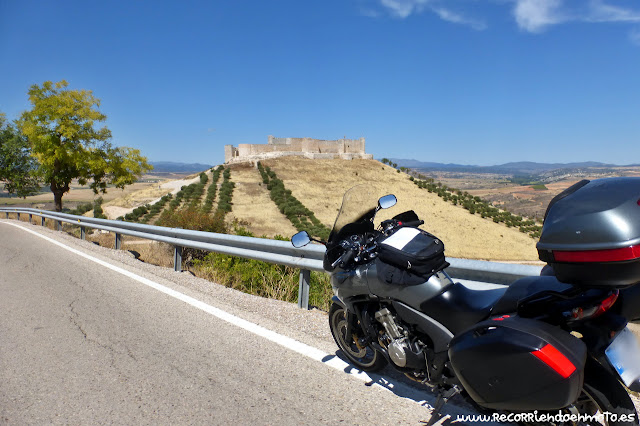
416 276 573 335
420 282 508 334
490 275 572 316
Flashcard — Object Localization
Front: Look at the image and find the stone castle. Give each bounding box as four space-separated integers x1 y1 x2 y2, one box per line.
224 135 373 164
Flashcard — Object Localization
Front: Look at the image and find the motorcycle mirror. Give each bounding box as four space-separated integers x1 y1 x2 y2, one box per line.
378 194 397 210
291 231 311 248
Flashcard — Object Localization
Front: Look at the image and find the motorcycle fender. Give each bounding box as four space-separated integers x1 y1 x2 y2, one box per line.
391 301 454 352
331 295 346 308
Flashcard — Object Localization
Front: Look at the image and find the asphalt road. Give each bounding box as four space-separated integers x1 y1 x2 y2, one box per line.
0 221 447 425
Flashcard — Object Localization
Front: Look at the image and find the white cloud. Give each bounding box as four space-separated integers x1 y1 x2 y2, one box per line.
585 0 640 24
359 7 382 18
511 0 640 32
379 0 430 19
512 0 565 33
376 0 486 30
370 0 640 44
432 7 488 30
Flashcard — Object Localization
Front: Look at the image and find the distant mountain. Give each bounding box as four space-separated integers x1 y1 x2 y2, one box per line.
490 161 613 173
385 159 477 169
150 162 213 173
385 159 619 175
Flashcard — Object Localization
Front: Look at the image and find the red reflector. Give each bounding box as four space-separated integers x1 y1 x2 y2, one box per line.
531 344 576 378
492 315 511 321
553 245 640 263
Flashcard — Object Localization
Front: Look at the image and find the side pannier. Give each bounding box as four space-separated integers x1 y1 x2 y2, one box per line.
449 315 586 411
377 227 448 279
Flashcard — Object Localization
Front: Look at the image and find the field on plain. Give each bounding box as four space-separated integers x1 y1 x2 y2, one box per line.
425 166 640 220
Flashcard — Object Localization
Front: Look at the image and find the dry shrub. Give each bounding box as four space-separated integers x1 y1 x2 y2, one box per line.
125 241 174 268
190 247 333 310
87 230 116 249
156 207 227 234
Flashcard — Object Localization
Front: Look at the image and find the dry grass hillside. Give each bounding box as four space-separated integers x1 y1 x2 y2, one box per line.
69 157 541 262
227 163 298 237
258 158 540 262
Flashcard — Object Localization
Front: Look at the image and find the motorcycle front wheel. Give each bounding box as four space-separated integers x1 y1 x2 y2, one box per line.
329 302 387 372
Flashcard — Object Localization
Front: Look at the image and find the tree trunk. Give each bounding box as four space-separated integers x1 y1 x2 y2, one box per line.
53 189 64 212
50 179 68 212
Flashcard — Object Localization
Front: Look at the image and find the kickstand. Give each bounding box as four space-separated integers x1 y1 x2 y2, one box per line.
423 386 460 426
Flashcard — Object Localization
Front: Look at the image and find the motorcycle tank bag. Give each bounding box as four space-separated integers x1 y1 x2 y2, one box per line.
448 315 586 411
377 227 448 279
537 177 640 287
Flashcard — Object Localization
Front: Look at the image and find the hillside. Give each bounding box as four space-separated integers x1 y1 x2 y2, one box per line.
226 163 298 237
233 158 540 262
90 157 540 262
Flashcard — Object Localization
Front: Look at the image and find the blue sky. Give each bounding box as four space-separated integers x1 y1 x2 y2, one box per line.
1 0 639 166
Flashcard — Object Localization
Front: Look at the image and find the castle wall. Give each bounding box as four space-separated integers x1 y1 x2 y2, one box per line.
224 145 238 163
226 136 371 164
344 137 366 154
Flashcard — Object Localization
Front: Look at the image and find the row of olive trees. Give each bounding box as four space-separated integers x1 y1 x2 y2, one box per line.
411 176 543 238
0 80 152 211
152 167 233 235
380 158 410 173
202 166 224 213
257 162 330 240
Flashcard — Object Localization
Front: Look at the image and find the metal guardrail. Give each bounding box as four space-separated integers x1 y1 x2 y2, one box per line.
0 207 543 308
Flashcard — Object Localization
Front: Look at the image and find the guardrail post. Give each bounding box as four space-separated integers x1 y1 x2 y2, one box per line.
115 233 122 250
80 226 86 240
298 269 311 310
29 214 32 223
57 220 62 231
16 213 20 221
41 216 45 226
174 246 183 272
5 212 8 219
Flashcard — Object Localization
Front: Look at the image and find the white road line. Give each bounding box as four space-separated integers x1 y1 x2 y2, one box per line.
1 221 431 407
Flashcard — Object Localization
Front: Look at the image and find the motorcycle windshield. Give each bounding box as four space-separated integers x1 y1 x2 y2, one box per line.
329 184 385 243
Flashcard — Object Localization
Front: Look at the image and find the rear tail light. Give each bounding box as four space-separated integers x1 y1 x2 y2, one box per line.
565 290 619 321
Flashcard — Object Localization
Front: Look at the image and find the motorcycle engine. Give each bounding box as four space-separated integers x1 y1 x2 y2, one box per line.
374 308 426 369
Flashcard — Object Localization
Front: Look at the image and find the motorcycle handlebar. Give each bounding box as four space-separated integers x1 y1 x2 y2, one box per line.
332 248 356 269
402 220 424 227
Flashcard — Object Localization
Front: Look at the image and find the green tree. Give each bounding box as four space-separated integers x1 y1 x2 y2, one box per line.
19 80 152 211
0 113 42 197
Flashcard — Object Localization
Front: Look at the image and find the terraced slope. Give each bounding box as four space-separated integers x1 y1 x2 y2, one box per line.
227 163 298 238
261 158 539 262
101 158 540 261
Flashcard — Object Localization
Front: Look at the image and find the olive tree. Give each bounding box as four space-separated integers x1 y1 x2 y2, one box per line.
19 80 152 211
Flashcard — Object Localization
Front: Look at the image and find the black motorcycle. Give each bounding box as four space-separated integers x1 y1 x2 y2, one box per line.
292 179 640 425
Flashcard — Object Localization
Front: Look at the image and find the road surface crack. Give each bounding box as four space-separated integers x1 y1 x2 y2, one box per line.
69 299 88 340
69 299 138 361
